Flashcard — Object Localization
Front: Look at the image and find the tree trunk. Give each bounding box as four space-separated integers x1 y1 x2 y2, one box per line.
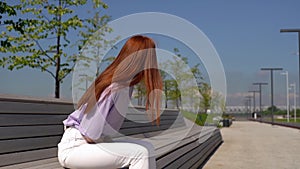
164 81 168 108
138 89 142 106
175 84 180 109
55 0 62 98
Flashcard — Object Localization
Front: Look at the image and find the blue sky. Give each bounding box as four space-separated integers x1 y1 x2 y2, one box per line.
1 0 300 107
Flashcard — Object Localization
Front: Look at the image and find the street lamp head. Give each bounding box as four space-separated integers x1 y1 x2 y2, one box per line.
253 82 268 85
280 29 300 33
248 90 259 92
261 67 283 71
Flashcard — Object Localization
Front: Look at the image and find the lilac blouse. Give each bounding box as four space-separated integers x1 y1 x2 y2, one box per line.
63 83 133 141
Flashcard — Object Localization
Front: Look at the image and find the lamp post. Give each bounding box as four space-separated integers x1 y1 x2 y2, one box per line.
281 71 290 122
245 96 252 119
290 83 297 122
253 82 268 121
280 29 300 110
248 90 259 119
244 99 248 114
261 67 283 124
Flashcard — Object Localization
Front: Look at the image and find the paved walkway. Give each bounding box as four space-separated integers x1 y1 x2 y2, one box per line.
203 121 300 169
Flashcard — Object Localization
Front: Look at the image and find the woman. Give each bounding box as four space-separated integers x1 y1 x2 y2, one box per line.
58 35 162 169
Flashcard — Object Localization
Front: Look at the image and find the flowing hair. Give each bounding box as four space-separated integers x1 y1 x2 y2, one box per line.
77 35 163 125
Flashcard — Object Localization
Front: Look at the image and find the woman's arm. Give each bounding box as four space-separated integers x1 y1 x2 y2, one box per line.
78 91 115 142
79 85 131 143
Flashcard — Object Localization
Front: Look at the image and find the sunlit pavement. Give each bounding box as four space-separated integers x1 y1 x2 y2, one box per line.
203 121 300 169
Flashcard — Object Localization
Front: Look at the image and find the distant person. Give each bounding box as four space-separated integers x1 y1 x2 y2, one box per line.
57 35 162 169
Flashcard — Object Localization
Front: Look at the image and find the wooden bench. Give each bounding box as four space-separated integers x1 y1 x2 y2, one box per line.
0 95 223 169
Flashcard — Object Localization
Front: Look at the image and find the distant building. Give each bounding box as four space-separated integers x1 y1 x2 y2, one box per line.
225 105 289 114
225 106 267 114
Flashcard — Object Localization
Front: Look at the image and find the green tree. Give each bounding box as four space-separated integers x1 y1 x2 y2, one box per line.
77 9 119 77
72 9 119 99
267 105 279 112
0 0 110 98
134 81 146 106
159 70 169 108
163 48 204 110
165 48 187 109
0 2 23 47
210 89 226 115
164 79 176 108
0 2 16 17
198 82 212 113
160 68 181 109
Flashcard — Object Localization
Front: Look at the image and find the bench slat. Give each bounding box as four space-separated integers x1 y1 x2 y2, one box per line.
0 125 63 140
155 127 216 168
165 132 221 169
153 127 214 155
124 113 182 122
0 148 57 167
120 122 185 136
189 133 222 169
0 114 67 127
121 118 184 128
179 133 222 169
0 101 73 114
0 136 61 154
0 158 62 169
128 107 179 116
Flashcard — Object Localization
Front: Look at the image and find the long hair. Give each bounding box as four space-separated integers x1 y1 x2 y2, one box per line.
77 35 163 125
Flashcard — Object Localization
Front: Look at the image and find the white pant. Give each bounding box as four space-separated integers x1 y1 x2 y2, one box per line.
57 127 156 169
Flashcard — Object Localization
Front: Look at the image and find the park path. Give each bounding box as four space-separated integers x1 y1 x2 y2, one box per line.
203 121 300 169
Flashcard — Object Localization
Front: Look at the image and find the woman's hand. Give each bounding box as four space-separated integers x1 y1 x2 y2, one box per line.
83 135 113 143
83 135 96 144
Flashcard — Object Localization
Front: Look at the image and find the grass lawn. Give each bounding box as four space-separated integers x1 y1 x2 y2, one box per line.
275 118 300 124
181 110 219 126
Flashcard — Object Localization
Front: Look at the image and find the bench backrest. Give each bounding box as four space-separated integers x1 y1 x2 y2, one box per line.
0 95 184 167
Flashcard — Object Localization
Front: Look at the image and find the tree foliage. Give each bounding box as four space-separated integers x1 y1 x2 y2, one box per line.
133 81 146 106
162 48 225 114
72 8 119 98
161 48 205 109
198 82 212 113
0 0 111 98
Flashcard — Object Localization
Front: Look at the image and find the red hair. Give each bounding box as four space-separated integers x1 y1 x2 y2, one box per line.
77 35 163 125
